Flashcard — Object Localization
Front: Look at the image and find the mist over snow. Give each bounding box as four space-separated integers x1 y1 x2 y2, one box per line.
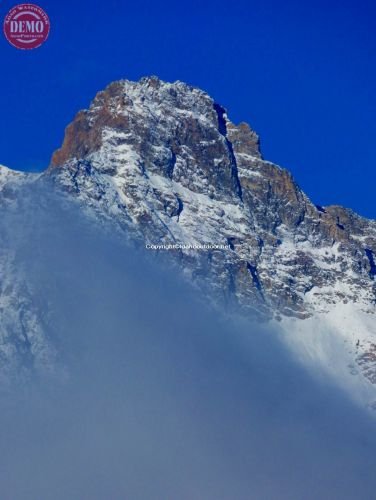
0 182 376 500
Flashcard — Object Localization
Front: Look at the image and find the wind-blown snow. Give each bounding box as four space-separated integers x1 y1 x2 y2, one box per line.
0 185 376 499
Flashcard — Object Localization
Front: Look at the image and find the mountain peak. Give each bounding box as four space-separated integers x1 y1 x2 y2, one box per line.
50 77 262 169
46 76 376 323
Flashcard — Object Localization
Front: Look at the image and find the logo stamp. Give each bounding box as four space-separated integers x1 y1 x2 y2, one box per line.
3 4 50 50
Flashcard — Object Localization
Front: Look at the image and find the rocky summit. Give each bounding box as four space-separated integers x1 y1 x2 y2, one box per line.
48 76 376 319
1 76 376 403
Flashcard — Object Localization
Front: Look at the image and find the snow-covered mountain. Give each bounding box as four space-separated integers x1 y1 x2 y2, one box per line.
1 77 376 405
0 167 60 385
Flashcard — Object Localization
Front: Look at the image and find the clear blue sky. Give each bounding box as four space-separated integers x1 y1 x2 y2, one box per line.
1 0 375 217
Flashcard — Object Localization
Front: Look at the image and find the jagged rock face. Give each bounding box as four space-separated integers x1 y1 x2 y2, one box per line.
51 78 244 203
48 76 376 320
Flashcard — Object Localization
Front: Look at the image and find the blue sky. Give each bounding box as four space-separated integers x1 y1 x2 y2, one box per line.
0 0 375 217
